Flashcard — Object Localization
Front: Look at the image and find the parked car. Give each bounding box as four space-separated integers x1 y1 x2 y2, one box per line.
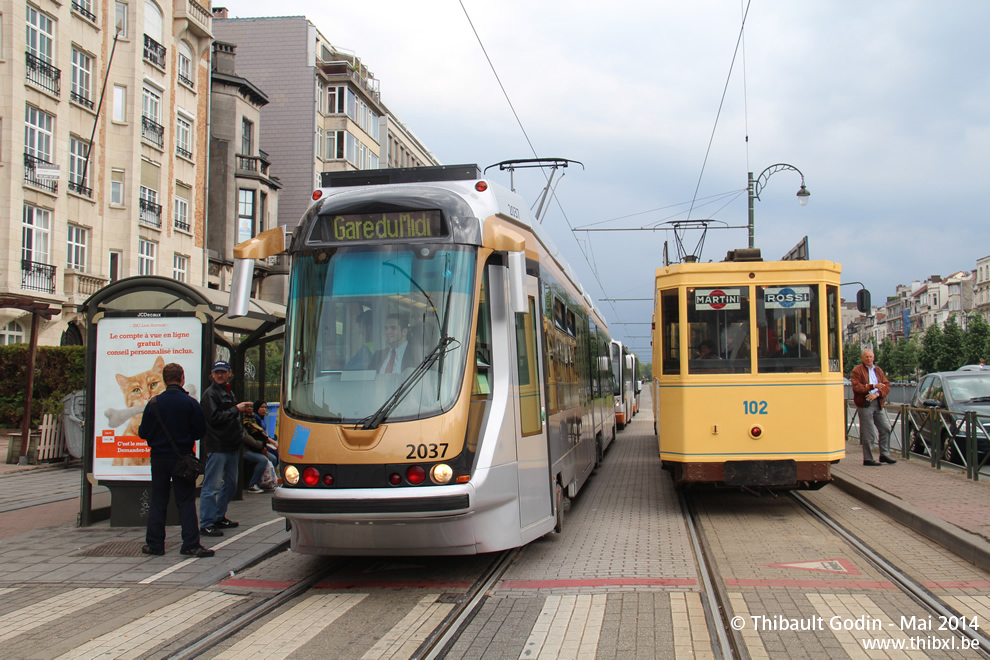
908 372 990 464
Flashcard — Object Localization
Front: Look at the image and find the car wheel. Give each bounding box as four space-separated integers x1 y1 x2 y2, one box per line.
940 432 959 465
910 429 928 455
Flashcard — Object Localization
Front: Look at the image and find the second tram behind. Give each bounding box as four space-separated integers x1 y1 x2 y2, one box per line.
231 164 616 555
651 250 845 489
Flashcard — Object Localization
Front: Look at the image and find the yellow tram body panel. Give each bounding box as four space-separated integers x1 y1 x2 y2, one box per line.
652 257 846 488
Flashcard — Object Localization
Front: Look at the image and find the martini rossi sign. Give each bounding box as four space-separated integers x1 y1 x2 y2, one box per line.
695 288 742 311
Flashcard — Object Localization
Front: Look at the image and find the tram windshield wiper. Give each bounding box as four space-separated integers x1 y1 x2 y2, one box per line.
359 333 460 430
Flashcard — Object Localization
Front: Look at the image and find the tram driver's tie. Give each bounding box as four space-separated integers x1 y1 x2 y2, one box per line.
385 349 396 374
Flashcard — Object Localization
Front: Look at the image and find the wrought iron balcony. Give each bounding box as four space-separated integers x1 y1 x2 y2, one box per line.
71 0 97 22
143 34 167 69
25 51 61 97
178 72 195 89
139 198 163 228
176 145 193 159
174 217 191 232
23 153 58 194
70 90 95 110
21 260 57 294
141 115 164 148
68 180 93 198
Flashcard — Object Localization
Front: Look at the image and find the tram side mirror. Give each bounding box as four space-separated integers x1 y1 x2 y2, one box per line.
856 288 871 314
508 251 527 314
229 227 286 319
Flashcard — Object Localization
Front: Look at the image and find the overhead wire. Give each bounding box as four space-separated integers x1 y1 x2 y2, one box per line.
685 0 752 221
457 0 622 324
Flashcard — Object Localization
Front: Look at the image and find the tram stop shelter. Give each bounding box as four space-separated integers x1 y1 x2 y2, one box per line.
77 276 285 527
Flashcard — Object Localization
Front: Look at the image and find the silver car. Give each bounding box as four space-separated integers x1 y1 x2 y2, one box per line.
909 371 990 464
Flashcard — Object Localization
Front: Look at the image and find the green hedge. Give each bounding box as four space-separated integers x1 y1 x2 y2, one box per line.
0 345 85 427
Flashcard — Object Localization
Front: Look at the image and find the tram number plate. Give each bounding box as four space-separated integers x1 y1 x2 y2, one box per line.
743 400 768 414
406 443 449 459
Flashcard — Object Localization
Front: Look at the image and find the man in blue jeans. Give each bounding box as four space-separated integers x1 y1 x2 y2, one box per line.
199 360 253 536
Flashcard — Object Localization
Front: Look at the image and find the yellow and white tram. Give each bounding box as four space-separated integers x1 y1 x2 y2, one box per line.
651 250 846 489
230 164 616 555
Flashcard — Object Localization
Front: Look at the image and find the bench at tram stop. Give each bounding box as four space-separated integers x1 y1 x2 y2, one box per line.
4 414 67 465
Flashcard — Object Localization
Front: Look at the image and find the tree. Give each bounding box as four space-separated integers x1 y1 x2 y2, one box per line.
918 323 943 374
963 312 990 365
843 338 862 377
938 315 964 371
876 336 896 374
890 337 918 379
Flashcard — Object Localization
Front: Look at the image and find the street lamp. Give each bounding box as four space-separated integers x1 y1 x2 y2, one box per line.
747 163 810 249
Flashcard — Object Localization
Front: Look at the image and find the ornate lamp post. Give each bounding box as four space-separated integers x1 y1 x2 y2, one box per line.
747 163 810 248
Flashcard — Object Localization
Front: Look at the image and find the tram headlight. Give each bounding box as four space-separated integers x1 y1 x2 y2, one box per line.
284 465 300 485
431 464 453 484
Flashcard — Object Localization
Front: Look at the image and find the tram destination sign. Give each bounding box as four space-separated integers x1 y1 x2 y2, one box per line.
319 210 447 244
763 286 812 309
695 288 742 310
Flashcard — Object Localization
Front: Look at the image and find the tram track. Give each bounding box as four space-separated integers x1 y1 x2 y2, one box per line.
790 490 990 657
684 487 990 659
162 546 516 659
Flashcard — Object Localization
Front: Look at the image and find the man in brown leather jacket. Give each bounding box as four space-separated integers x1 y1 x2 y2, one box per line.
850 349 896 466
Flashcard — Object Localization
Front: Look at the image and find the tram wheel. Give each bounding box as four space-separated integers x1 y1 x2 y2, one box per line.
554 482 564 534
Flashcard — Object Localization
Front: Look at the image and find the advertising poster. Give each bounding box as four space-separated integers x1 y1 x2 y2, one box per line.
93 315 203 481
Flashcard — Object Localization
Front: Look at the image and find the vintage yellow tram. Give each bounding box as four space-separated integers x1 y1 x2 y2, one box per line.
651 250 846 489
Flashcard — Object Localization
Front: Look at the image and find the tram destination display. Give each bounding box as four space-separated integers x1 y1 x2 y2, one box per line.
316 210 447 244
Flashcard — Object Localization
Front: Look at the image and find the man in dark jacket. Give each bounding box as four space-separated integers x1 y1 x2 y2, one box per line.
138 362 214 557
199 360 253 536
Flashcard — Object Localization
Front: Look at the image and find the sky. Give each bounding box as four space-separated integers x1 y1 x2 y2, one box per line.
227 0 990 359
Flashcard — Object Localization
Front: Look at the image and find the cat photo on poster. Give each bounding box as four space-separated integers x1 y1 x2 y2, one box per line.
93 315 203 481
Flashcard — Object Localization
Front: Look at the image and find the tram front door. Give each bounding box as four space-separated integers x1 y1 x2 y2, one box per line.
515 276 551 530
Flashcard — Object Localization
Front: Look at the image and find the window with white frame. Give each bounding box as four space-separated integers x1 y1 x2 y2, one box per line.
109 250 121 282
0 321 26 345
143 0 162 42
71 48 93 107
241 117 253 155
22 203 51 265
327 86 341 114
359 100 367 131
345 88 357 122
367 151 379 170
69 137 90 194
316 127 323 159
24 105 54 161
139 185 160 227
358 143 365 169
318 82 325 113
344 131 358 166
173 190 190 231
238 189 254 244
112 85 126 121
138 238 156 275
142 86 161 123
173 253 188 282
26 5 55 64
326 131 337 160
74 0 95 21
114 1 127 37
369 111 380 142
67 224 87 271
177 41 193 87
111 169 124 205
176 114 192 158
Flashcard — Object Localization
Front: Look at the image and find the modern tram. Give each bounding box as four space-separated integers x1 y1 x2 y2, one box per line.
651 249 847 490
229 163 617 555
611 340 637 428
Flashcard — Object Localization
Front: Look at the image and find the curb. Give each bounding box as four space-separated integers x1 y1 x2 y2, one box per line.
831 471 990 573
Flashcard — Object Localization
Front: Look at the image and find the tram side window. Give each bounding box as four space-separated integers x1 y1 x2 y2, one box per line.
826 285 841 372
660 289 680 375
756 284 821 373
516 297 543 436
473 264 493 397
686 287 751 374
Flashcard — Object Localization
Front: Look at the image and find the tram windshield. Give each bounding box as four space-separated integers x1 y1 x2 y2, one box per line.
757 285 821 373
284 244 477 423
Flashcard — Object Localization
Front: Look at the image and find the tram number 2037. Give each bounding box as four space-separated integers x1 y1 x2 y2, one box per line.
406 443 450 459
743 400 768 415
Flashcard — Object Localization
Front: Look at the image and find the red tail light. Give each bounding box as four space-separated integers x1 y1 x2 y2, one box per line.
322 474 334 486
389 473 402 485
302 467 320 486
406 465 426 485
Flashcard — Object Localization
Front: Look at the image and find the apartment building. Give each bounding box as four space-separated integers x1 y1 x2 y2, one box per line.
211 13 440 234
207 40 283 302
1 0 213 345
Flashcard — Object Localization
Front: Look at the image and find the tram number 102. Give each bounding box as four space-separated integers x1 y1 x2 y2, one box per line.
743 400 768 415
